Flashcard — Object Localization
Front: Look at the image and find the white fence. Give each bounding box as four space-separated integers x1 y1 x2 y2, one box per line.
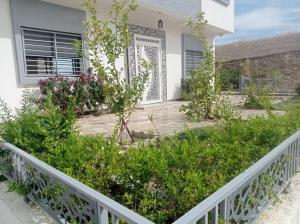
1 130 300 224
0 142 154 224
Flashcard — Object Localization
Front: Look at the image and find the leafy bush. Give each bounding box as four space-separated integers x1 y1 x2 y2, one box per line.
214 95 240 122
0 91 76 153
243 83 273 110
2 91 300 224
39 73 105 115
180 78 192 100
296 83 300 96
1 91 119 199
37 134 120 197
113 110 300 223
220 68 240 91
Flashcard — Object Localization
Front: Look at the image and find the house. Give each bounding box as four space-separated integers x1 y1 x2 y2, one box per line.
0 0 234 109
216 32 300 93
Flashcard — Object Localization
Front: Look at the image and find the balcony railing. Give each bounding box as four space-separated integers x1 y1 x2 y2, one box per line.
0 131 299 224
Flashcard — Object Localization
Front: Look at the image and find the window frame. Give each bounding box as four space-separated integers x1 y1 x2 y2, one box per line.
184 50 203 78
21 27 85 79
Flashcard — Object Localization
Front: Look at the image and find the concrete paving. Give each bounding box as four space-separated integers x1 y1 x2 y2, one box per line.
257 173 300 224
0 181 55 224
0 200 22 224
77 99 285 137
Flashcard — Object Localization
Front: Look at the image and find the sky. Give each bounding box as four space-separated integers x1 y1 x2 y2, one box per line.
216 0 300 46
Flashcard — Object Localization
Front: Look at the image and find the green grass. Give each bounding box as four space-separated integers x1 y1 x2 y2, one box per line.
273 97 300 111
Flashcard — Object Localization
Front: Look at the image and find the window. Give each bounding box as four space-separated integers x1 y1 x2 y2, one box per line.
22 27 84 77
185 50 203 77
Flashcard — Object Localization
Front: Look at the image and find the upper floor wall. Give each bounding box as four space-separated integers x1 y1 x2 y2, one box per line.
138 0 201 18
138 0 234 33
202 0 234 33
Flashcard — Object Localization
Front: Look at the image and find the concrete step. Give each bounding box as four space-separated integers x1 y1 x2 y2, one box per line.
0 181 56 224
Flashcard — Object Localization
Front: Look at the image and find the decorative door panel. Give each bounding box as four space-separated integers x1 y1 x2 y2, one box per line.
134 34 162 104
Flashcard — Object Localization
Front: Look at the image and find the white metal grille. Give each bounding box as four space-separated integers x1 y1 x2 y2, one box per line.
22 27 84 77
185 50 203 77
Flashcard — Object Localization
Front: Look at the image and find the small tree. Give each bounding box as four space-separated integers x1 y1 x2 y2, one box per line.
240 59 274 110
180 13 217 121
83 0 151 142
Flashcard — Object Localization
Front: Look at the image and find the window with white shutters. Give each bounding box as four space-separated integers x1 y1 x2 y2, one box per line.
22 27 84 77
185 50 203 77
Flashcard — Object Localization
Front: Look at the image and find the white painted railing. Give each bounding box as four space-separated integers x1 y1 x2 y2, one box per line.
1 131 299 224
173 131 300 224
0 142 154 224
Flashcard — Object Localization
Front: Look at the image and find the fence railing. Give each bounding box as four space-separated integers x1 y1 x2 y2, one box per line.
0 142 154 224
1 131 299 224
173 131 300 224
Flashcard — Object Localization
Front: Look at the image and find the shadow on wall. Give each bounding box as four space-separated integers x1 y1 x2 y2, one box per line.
171 84 182 100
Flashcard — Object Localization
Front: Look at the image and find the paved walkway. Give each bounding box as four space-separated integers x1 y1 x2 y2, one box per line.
0 181 55 224
77 101 217 136
77 99 285 137
257 173 300 224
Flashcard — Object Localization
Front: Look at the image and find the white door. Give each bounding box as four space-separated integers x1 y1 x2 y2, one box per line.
134 34 162 104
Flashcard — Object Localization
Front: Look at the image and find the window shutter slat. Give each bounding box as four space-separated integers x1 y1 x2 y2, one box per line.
185 50 203 77
22 27 84 77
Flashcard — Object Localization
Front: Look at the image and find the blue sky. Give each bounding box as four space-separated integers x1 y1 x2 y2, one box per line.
216 0 300 45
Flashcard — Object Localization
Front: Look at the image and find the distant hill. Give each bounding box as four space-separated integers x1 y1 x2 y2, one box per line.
216 32 300 62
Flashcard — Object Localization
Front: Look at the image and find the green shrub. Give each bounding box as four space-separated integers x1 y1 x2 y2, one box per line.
296 83 300 96
1 91 119 198
0 92 76 153
37 134 120 196
112 109 300 223
39 74 105 115
181 78 192 100
243 83 273 109
2 91 300 224
220 68 240 91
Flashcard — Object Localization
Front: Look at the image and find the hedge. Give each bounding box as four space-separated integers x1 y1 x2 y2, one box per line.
1 97 300 223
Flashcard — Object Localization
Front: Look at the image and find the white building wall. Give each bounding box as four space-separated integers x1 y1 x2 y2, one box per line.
95 7 126 79
202 0 235 33
0 0 234 108
0 0 25 109
165 25 182 100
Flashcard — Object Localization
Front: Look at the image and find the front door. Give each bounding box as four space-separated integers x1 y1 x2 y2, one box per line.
134 34 162 104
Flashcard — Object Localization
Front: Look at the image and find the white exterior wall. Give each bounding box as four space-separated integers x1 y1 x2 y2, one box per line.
0 0 234 108
202 0 235 33
95 7 126 79
0 0 25 109
165 25 182 100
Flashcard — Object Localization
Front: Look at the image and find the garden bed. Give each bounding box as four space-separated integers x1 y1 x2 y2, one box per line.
1 94 300 223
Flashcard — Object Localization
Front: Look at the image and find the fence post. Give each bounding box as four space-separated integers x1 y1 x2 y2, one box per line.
297 137 300 172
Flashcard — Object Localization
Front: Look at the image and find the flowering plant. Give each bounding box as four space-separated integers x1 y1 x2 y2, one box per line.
39 73 105 115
